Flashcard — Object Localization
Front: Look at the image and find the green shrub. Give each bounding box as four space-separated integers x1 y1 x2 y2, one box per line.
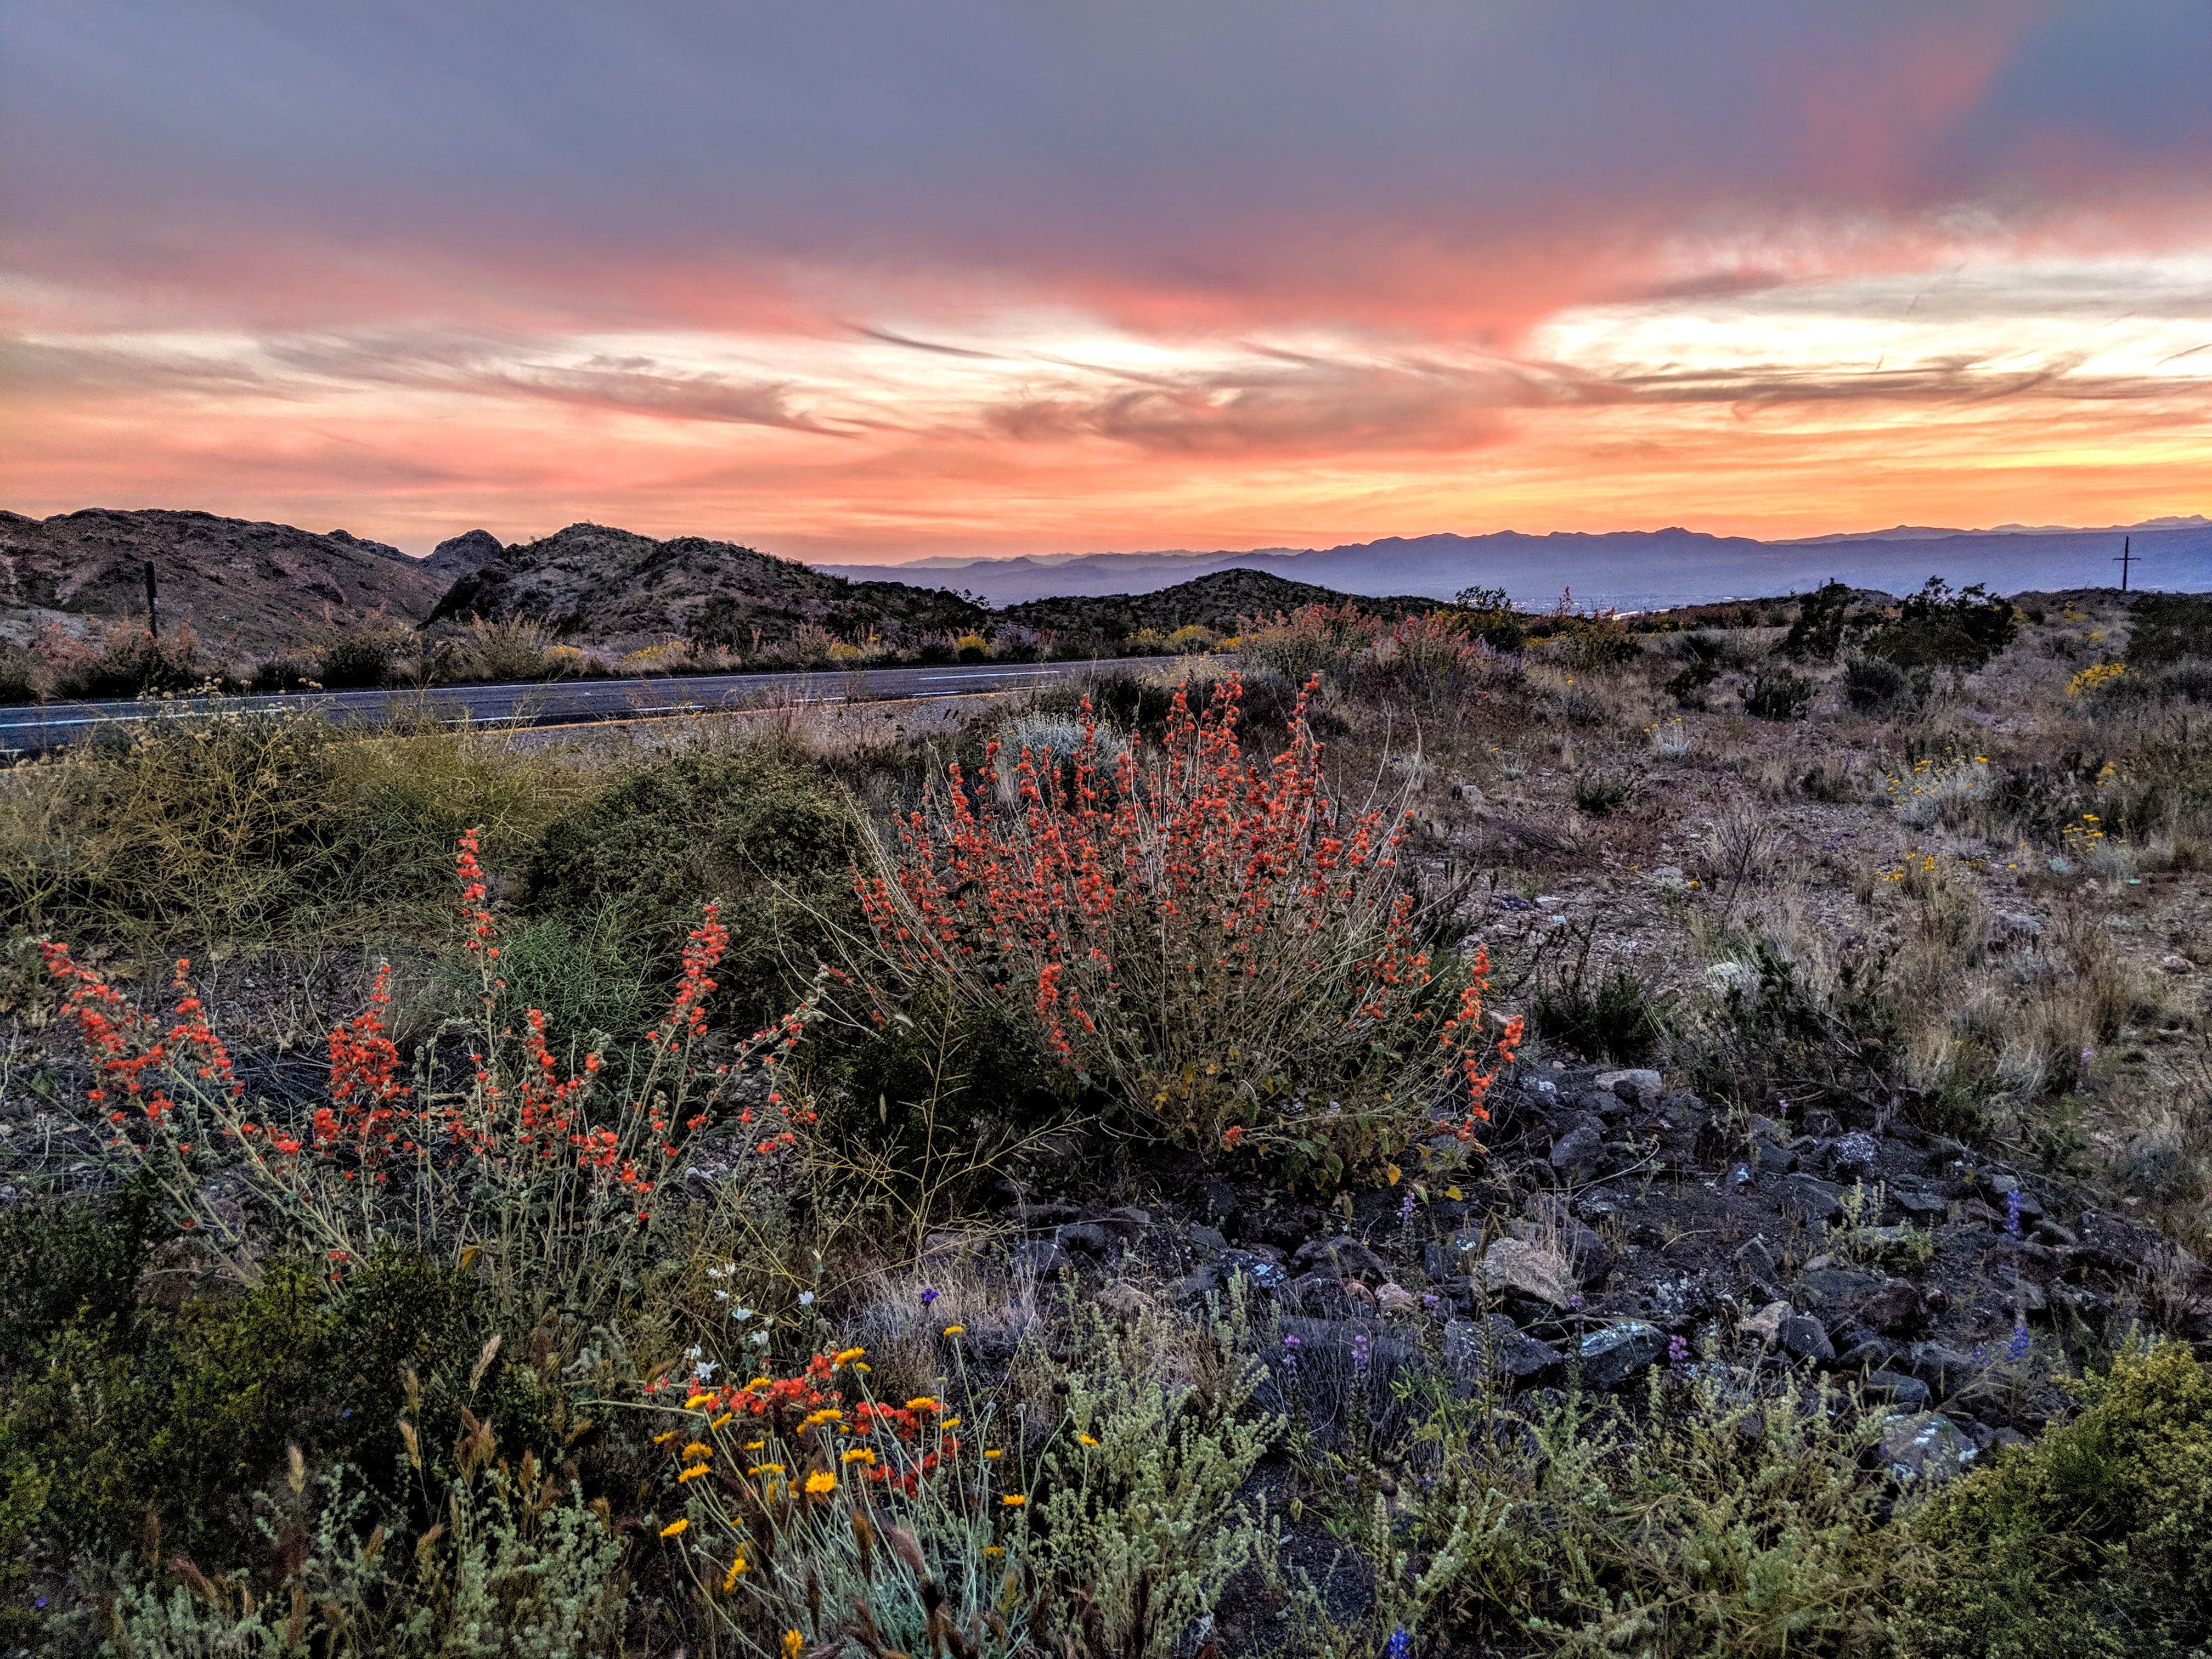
1866 578 2018 673
1780 580 1858 662
2125 594 2212 670
1532 964 1669 1065
1745 668 1815 721
317 625 399 689
1306 1368 1908 1658
0 707 568 943
526 744 862 1029
1556 621 1643 673
1844 653 1918 713
48 627 206 699
4 1255 506 1563
1904 1341 2212 1659
98 1435 627 1659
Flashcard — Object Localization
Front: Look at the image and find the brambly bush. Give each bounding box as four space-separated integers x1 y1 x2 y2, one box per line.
1903 1341 2212 1659
846 674 1521 1186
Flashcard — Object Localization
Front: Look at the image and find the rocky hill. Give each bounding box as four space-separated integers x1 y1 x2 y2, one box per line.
998 567 1434 642
430 522 990 648
0 508 450 654
424 528 505 582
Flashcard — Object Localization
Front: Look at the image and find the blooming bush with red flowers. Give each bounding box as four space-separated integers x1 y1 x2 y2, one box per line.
40 829 820 1304
849 672 1518 1186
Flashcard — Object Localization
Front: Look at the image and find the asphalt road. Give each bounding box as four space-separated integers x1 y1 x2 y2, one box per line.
0 656 1184 755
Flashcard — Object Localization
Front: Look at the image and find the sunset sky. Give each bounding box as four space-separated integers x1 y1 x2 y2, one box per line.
5 3 2211 563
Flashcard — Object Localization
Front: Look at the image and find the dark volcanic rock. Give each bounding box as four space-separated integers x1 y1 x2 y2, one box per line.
1579 1321 1666 1389
1445 1316 1565 1387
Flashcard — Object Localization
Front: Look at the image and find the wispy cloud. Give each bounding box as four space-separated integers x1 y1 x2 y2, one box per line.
4 4 2212 555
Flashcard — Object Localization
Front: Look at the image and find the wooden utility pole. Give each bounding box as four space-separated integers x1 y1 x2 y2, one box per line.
2114 537 2137 592
145 561 160 637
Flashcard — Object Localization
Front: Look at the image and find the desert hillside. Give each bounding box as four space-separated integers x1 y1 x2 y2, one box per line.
0 507 450 653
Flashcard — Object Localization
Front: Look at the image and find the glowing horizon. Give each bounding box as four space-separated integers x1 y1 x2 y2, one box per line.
5 5 2210 563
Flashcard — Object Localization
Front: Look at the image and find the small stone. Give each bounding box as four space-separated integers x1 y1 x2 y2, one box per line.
1012 1239 1072 1278
1579 1321 1666 1389
1864 1370 1932 1411
1481 1237 1574 1309
1830 1132 1883 1182
1739 1300 1791 1345
1756 1140 1800 1175
1779 1313 1836 1363
1293 1235 1391 1279
1595 1068 1663 1107
1880 1412 1978 1483
1446 1316 1565 1386
1779 1174 1845 1222
2161 953 2195 974
1734 1235 1781 1283
1549 1124 1604 1180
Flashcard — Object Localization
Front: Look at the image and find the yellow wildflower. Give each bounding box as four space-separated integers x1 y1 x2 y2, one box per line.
681 1442 713 1460
906 1397 941 1413
803 1408 844 1426
685 1393 713 1409
939 1417 961 1430
1001 1493 1026 1507
744 1439 765 1452
943 1324 966 1335
653 1430 678 1444
1078 1433 1098 1447
805 1470 837 1496
748 1463 787 1477
678 1464 710 1484
723 1555 748 1590
842 1447 877 1465
984 1448 1003 1459
661 1517 689 1538
783 1633 804 1659
709 1412 733 1430
833 1347 865 1366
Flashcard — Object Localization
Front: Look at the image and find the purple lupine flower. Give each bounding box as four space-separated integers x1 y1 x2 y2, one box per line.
2004 1187 2023 1238
2007 1316 2030 1362
1421 1292 1441 1310
1668 1334 1691 1372
1385 1628 1412 1659
1351 1329 1372 1374
1399 1189 1417 1222
919 1285 939 1307
1282 1332 1300 1373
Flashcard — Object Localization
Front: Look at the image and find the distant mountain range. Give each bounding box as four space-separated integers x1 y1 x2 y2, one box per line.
820 518 2212 610
7 506 2207 661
